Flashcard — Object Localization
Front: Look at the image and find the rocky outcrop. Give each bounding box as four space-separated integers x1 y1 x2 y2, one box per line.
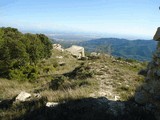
53 44 64 51
16 91 31 102
66 45 85 59
15 92 42 102
135 27 160 119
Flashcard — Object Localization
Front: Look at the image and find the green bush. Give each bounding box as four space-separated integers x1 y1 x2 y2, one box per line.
9 65 38 82
9 69 26 81
0 27 52 80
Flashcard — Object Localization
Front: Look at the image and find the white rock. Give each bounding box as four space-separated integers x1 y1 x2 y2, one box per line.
66 45 85 59
46 102 59 107
16 91 31 102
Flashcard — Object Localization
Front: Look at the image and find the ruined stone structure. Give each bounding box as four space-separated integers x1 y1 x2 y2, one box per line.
65 45 85 59
135 27 160 119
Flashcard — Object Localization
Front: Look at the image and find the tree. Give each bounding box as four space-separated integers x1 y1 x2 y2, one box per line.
0 27 53 80
37 34 53 58
0 37 29 76
24 33 44 65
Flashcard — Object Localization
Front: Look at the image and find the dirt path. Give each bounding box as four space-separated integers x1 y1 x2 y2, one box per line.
88 56 144 101
90 62 121 101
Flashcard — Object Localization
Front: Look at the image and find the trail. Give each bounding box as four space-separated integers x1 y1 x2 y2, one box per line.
90 62 121 101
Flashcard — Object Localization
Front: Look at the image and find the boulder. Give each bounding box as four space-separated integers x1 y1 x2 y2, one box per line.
16 91 31 102
66 45 85 59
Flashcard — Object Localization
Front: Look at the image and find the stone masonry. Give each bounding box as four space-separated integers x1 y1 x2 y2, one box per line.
135 27 160 120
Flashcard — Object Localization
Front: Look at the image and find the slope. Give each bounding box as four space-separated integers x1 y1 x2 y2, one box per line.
78 38 157 61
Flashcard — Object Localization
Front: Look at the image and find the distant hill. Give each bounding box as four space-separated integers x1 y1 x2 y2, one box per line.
78 38 157 61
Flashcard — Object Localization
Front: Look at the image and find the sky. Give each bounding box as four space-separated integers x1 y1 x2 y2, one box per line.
0 0 160 39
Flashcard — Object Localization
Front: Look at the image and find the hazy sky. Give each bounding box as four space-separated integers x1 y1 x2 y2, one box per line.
0 0 160 39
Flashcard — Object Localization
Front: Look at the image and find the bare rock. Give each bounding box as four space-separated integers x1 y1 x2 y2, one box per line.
53 44 64 51
66 45 85 59
16 91 31 102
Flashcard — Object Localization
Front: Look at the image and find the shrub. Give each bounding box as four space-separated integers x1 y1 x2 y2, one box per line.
9 65 38 82
0 27 52 79
9 69 26 81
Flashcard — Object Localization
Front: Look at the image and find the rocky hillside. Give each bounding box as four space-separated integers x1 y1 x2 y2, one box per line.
0 27 158 120
0 45 151 119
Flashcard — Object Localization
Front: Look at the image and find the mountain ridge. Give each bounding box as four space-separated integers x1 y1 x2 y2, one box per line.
78 38 157 61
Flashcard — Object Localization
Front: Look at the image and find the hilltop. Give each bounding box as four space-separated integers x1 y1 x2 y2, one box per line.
0 27 155 120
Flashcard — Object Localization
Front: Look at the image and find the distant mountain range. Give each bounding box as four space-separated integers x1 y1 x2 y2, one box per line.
78 38 157 61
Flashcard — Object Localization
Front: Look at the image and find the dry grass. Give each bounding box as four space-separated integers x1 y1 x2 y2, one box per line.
0 78 35 100
86 54 146 101
0 52 146 102
0 49 93 101
41 87 93 102
0 51 148 120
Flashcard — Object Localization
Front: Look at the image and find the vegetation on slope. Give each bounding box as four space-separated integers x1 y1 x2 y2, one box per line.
0 27 150 119
0 27 52 81
78 38 157 61
0 52 149 119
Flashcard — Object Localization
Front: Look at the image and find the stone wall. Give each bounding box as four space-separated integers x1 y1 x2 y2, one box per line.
135 27 160 120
